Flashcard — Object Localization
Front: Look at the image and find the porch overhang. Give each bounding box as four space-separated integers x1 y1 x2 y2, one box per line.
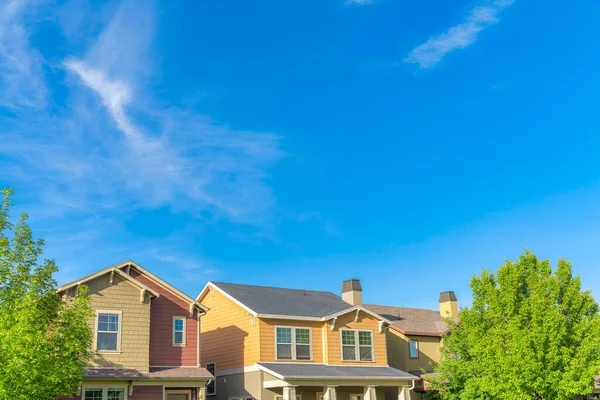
256 363 418 388
84 367 213 383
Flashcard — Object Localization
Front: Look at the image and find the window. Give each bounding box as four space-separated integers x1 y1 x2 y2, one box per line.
341 329 373 361
84 388 126 400
275 394 303 400
96 311 121 352
409 341 419 359
85 389 104 400
206 362 216 396
107 388 125 400
275 327 312 360
350 395 363 400
173 316 186 346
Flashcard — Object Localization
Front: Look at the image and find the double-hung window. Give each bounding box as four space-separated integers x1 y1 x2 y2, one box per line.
275 327 312 360
341 329 374 361
409 341 419 359
173 316 186 346
84 387 126 400
96 311 121 352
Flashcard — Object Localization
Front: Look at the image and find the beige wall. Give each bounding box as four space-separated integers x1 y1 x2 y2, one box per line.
199 288 261 369
324 311 387 366
210 371 271 400
259 319 324 363
75 273 151 372
386 329 440 373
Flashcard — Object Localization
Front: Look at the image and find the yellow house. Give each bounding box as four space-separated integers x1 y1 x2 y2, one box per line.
366 292 458 399
196 280 418 400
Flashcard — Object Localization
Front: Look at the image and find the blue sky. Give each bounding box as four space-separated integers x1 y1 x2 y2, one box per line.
1 0 599 310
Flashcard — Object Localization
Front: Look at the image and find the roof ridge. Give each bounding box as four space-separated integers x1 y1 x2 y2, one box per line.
364 303 439 313
212 281 339 296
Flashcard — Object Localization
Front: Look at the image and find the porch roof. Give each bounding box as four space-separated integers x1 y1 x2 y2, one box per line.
257 363 417 381
84 367 213 381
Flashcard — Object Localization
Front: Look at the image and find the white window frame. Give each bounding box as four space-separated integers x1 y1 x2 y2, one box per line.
172 316 187 346
275 326 313 361
350 394 363 400
94 310 123 353
206 362 216 396
81 385 128 400
340 329 375 362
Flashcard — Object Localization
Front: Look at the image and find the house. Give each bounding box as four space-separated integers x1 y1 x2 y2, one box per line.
56 261 213 400
365 291 457 398
195 280 418 400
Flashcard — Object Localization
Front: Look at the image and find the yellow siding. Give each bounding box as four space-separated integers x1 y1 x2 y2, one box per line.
386 329 441 372
325 311 387 366
79 274 151 372
199 288 260 369
258 319 323 363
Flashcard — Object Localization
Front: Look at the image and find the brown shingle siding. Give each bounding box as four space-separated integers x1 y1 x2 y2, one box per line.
85 273 151 372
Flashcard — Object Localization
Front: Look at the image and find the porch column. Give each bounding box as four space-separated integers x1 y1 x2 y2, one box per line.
364 386 377 400
197 386 206 400
397 386 407 400
283 385 297 400
323 386 337 400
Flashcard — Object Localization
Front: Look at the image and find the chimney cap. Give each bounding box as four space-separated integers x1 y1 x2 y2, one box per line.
342 279 362 292
439 291 457 302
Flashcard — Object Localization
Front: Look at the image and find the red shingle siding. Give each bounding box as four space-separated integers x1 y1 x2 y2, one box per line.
130 386 164 399
130 270 199 367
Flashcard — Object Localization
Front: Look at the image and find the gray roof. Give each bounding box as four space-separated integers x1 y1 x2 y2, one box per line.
364 304 448 336
212 282 352 318
258 363 417 380
85 367 212 380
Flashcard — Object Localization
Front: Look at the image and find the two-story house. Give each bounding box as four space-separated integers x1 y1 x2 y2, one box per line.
196 280 418 400
56 261 213 400
366 291 457 399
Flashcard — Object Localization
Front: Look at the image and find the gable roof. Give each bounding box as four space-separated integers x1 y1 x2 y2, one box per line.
198 281 390 324
364 304 448 336
116 260 208 313
57 267 160 298
204 281 352 319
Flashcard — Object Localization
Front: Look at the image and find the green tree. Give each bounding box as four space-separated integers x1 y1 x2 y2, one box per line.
0 188 93 399
432 250 600 400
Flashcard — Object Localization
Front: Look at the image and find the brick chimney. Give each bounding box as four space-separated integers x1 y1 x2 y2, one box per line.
439 291 458 318
342 279 363 306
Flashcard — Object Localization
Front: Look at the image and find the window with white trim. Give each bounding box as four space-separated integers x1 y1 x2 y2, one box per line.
341 329 373 361
173 316 186 346
275 394 303 400
206 362 216 396
409 340 419 359
275 327 312 360
84 388 126 400
96 312 121 352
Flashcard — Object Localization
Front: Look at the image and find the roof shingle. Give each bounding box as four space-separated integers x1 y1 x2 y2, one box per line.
364 304 448 336
258 363 417 380
211 281 352 318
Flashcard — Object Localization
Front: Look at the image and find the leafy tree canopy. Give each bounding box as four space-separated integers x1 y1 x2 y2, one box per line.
0 188 93 400
433 251 600 400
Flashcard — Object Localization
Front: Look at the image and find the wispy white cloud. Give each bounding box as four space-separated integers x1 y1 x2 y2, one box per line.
0 0 46 109
405 0 515 69
0 0 285 224
345 0 375 5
